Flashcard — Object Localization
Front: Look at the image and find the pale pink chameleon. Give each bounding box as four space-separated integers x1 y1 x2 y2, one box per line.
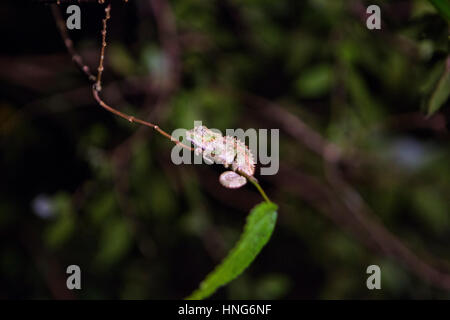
186 126 256 189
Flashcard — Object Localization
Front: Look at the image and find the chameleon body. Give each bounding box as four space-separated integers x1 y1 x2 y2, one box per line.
186 126 255 188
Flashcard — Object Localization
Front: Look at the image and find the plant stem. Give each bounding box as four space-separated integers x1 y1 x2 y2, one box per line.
53 1 271 204
92 88 193 151
247 176 271 203
95 4 111 91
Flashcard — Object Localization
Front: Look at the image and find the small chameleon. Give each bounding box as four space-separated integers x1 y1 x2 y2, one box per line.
186 126 256 189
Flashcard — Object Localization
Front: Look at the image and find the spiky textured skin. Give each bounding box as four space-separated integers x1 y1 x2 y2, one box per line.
186 126 256 186
227 136 255 176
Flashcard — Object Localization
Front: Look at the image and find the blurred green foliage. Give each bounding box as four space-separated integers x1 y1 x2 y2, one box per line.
0 0 449 299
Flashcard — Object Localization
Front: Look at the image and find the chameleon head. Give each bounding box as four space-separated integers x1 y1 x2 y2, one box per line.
186 125 226 164
186 125 255 188
186 126 221 149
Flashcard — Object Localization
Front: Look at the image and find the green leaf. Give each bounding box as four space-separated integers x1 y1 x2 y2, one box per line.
427 58 450 115
428 0 450 21
295 64 334 98
109 44 138 76
186 202 278 300
45 193 76 249
94 217 133 268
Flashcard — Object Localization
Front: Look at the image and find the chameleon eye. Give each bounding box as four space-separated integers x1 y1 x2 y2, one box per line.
194 148 203 156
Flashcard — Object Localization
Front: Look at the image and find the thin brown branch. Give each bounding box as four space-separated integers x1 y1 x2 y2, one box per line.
95 4 111 91
88 4 192 151
51 5 96 82
37 0 128 4
242 93 343 163
323 163 450 290
107 0 183 159
265 164 450 291
38 0 104 4
92 87 193 150
51 0 190 152
109 0 183 154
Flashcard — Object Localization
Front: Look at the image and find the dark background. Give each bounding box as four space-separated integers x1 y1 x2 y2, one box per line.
0 0 449 299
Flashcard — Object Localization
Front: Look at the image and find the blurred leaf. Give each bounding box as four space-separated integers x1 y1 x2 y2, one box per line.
412 186 448 234
286 33 317 71
94 217 133 268
148 180 177 219
379 260 411 296
44 193 75 249
180 209 209 236
186 202 278 300
413 1 439 18
254 273 290 299
170 88 238 129
421 60 446 93
109 43 137 76
120 263 151 299
428 0 450 21
326 232 364 263
87 191 116 225
140 45 169 80
427 58 450 115
347 67 382 124
295 64 334 98
227 274 253 299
